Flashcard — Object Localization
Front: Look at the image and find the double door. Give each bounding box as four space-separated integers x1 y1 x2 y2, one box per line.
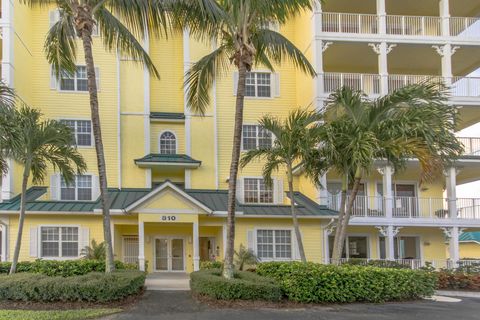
155 237 185 272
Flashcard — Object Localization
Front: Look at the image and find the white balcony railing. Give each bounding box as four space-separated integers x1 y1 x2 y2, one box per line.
322 73 480 98
325 195 480 220
458 137 480 156
330 258 480 270
320 12 480 38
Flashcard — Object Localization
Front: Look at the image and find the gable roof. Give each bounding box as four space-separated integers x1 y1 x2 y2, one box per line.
0 182 337 217
134 154 201 167
460 232 480 244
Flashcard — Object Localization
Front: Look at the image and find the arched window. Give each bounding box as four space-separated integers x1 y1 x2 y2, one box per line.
159 131 176 154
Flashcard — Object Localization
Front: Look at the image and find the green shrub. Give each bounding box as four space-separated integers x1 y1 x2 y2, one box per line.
257 262 437 303
343 259 411 269
190 269 282 301
0 259 137 277
200 260 224 270
0 271 145 302
437 271 480 291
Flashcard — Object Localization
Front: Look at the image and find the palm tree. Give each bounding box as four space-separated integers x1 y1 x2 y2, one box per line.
24 0 168 272
81 239 106 260
234 244 258 271
180 0 316 278
317 84 463 263
0 106 87 274
0 81 17 176
240 109 323 262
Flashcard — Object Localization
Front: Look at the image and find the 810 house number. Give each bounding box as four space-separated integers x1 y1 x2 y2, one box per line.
161 215 177 222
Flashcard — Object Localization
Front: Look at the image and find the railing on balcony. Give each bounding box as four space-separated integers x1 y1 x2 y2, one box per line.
330 258 480 270
450 17 480 38
458 137 480 156
325 194 480 220
323 73 381 96
451 77 480 97
387 75 443 93
321 12 378 34
386 15 442 36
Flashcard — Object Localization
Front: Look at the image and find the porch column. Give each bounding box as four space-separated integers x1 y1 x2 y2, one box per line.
449 226 460 267
222 222 227 258
378 165 393 219
193 221 200 271
445 167 458 219
319 174 329 206
376 0 386 35
324 220 335 264
386 226 396 260
312 1 325 111
433 44 457 87
370 42 396 95
439 0 450 36
0 224 7 262
138 221 145 272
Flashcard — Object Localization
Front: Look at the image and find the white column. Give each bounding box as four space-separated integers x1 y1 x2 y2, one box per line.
318 174 329 206
323 227 331 264
1 159 14 201
138 221 145 271
370 43 396 95
222 222 227 258
183 29 192 188
193 221 200 271
433 44 457 87
376 0 386 35
378 165 393 219
446 167 457 219
0 224 7 262
439 0 450 37
449 226 459 267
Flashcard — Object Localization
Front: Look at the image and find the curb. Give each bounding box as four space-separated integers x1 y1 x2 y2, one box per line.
436 290 480 298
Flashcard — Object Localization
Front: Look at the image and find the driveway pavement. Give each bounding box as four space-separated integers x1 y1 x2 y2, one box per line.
106 291 480 320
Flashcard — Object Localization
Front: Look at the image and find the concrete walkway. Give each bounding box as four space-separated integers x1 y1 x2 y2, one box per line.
106 291 480 320
145 273 190 291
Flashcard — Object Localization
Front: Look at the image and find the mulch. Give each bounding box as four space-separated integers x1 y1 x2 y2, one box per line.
0 289 145 311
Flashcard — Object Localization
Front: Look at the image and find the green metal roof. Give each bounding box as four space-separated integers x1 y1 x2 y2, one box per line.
0 183 336 217
134 153 201 165
460 232 480 243
150 112 185 121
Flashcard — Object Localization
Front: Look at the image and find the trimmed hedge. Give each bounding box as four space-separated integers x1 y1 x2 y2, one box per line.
437 271 480 291
200 260 223 270
0 271 146 302
0 259 137 277
190 269 282 301
257 262 437 303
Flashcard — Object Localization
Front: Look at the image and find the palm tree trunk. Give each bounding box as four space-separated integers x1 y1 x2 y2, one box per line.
9 162 30 275
79 27 115 273
287 166 306 262
331 174 347 264
223 61 247 279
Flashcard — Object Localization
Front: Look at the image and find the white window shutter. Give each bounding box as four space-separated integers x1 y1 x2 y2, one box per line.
273 73 280 97
94 67 100 90
236 179 244 203
50 66 58 90
247 230 255 253
50 174 60 200
78 227 90 256
49 9 60 29
292 230 302 260
92 175 100 201
30 227 38 258
233 71 239 95
274 179 284 204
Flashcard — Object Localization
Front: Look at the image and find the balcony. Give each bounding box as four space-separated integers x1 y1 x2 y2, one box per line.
458 137 480 156
320 12 480 39
326 195 480 220
322 73 480 98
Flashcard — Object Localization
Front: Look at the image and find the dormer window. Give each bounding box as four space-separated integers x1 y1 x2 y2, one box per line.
159 131 177 154
244 178 273 204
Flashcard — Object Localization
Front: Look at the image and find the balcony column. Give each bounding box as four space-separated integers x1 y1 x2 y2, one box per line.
370 43 396 95
376 0 386 34
1 159 14 201
449 226 460 267
193 221 200 271
376 226 402 260
318 174 329 206
433 45 459 87
138 221 145 271
377 165 394 219
445 166 458 219
439 0 450 36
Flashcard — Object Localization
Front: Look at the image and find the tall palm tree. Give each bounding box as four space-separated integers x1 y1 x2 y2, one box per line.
240 109 323 262
180 0 316 278
24 0 168 272
316 84 463 263
0 81 17 176
0 106 87 274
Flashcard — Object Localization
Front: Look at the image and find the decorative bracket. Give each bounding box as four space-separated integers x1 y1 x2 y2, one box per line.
369 43 396 55
322 41 333 52
376 166 395 176
392 226 403 237
325 218 337 235
432 45 460 57
440 227 452 239
369 43 381 55
375 226 388 236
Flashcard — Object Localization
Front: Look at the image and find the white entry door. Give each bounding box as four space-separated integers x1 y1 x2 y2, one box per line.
155 238 185 272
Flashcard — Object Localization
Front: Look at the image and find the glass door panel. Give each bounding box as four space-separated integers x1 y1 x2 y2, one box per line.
171 239 184 271
155 239 169 271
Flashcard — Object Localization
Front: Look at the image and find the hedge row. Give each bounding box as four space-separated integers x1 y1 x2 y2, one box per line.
257 262 437 303
437 271 480 291
0 259 137 277
0 271 146 302
190 269 282 301
200 261 223 270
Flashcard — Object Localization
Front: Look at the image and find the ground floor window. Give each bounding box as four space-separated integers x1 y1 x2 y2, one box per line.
40 226 79 258
257 229 292 260
328 235 369 259
123 236 139 264
379 236 420 259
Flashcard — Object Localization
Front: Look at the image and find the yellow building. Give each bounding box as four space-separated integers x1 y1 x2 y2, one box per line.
1 0 480 272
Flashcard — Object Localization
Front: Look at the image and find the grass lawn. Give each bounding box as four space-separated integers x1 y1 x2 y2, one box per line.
0 308 121 320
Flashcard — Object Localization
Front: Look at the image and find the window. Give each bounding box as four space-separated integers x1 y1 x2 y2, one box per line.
159 131 176 154
61 120 92 146
257 229 292 260
245 72 271 97
61 175 92 201
41 226 79 258
328 236 369 259
60 66 88 91
244 178 273 204
242 125 273 150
